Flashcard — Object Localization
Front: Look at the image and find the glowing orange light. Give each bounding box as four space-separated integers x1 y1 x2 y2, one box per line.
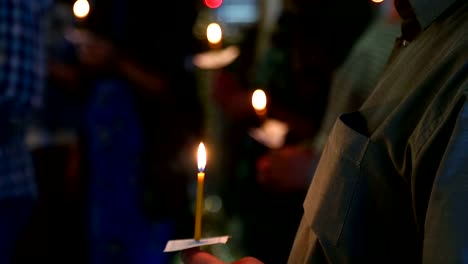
206 23 222 45
73 0 90 18
372 0 384 3
252 89 267 112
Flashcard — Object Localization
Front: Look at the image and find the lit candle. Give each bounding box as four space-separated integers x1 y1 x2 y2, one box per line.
194 142 207 241
252 89 267 118
73 0 90 19
206 22 223 49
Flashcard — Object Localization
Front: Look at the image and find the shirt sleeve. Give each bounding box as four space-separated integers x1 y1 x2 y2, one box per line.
423 94 468 262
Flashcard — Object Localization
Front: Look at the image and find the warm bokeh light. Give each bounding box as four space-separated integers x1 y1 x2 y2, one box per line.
252 89 267 111
204 0 223 8
372 0 384 3
73 0 90 18
192 45 240 70
197 142 207 172
206 23 222 44
205 195 223 213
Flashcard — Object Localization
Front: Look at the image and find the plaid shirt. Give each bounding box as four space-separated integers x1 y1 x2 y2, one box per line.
0 0 51 199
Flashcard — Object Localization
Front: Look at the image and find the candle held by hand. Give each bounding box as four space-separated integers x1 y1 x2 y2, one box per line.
194 142 207 241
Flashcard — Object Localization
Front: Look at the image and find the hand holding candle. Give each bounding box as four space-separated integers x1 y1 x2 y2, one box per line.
194 142 207 241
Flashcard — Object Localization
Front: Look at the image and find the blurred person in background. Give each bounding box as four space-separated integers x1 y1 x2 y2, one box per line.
211 0 374 262
16 0 89 262
52 0 205 263
182 0 468 262
0 0 53 263
257 0 401 196
314 0 401 149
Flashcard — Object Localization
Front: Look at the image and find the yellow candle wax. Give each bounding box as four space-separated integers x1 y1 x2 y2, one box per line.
194 171 204 241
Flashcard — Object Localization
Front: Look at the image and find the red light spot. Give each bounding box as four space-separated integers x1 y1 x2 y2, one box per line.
204 0 222 8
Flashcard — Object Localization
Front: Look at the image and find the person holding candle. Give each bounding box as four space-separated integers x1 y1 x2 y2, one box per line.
182 0 468 262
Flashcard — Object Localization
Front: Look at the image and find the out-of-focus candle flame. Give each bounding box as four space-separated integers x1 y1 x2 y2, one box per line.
73 0 90 18
197 142 207 172
206 23 222 45
252 89 267 112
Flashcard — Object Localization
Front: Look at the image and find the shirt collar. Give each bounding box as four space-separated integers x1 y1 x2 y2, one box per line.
409 0 458 28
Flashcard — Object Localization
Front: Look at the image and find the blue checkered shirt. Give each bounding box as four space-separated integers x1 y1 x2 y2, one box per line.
0 0 51 199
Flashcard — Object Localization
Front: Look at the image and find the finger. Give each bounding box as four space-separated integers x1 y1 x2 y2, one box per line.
181 247 226 264
180 247 201 263
233 257 265 264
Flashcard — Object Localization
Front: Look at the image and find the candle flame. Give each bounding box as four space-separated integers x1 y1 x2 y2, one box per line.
197 142 207 172
207 23 222 44
252 89 267 111
73 0 90 18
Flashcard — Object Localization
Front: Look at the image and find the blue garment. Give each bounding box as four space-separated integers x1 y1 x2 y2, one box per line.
0 136 37 199
0 0 51 199
0 0 50 122
0 1 51 263
85 79 173 264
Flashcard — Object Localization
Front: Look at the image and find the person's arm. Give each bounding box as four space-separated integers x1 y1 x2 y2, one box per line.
115 54 166 95
71 29 166 95
211 69 256 122
423 98 468 262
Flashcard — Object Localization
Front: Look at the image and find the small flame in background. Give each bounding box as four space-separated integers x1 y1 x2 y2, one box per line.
206 23 222 44
252 89 267 112
73 0 90 18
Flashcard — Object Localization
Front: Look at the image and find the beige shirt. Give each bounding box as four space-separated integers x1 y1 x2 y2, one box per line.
289 1 468 262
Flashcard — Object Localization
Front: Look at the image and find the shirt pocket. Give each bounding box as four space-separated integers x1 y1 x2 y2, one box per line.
303 111 369 247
